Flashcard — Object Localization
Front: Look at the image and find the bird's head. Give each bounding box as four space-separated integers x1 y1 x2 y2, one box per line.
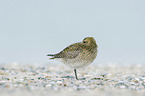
82 37 97 48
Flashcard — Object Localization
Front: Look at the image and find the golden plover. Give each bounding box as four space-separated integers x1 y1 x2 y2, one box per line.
47 37 98 80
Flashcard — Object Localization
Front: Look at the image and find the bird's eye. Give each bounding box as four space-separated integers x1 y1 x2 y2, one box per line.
83 41 87 43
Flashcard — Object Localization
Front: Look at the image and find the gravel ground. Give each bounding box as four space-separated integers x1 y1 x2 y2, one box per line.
0 63 145 96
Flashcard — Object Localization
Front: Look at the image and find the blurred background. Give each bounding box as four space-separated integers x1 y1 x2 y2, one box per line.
0 0 145 65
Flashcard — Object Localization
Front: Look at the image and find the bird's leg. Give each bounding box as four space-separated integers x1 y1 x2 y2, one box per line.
74 69 79 80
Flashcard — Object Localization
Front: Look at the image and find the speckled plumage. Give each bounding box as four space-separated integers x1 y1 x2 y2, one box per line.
47 37 98 80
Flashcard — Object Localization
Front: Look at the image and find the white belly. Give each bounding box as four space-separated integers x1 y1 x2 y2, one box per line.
61 58 92 69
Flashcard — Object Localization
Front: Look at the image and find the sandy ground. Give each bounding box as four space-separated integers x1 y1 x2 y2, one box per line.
0 63 145 96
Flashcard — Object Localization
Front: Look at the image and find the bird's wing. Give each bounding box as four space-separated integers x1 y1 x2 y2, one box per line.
53 43 82 59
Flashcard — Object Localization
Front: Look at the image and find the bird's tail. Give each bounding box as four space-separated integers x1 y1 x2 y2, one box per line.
47 54 55 59
47 54 54 56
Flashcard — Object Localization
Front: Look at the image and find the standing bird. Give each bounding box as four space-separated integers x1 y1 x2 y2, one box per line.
47 37 98 80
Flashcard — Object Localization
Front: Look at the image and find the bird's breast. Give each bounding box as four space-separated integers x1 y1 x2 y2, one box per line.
60 48 97 68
